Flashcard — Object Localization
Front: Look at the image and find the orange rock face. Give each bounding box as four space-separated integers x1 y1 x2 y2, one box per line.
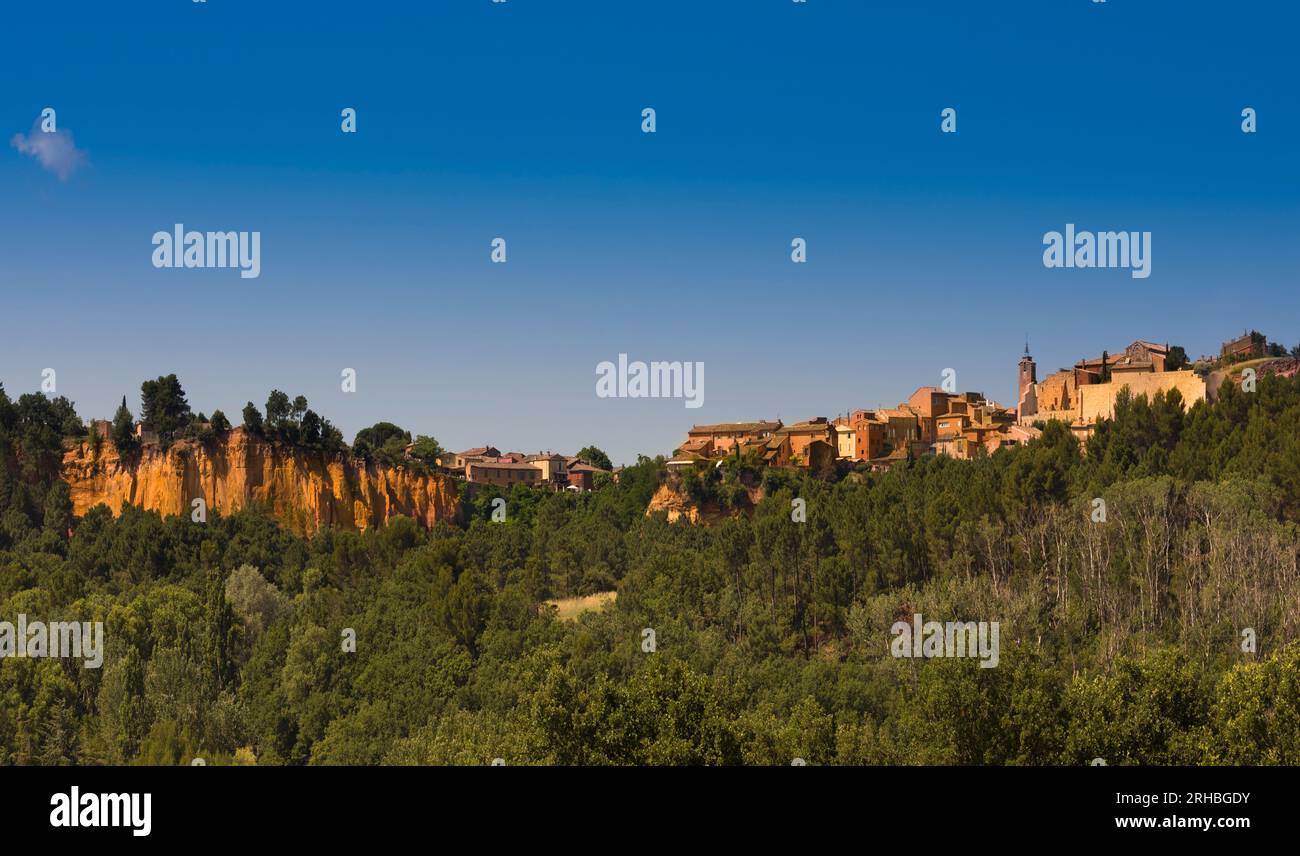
646 482 704 524
61 428 460 535
645 479 762 525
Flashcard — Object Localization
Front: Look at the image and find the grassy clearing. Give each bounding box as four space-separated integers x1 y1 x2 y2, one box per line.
545 591 617 621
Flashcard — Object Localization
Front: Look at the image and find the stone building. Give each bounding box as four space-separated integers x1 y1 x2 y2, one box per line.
684 420 782 454
1221 331 1263 361
525 452 568 482
740 435 792 467
449 446 501 468
1017 339 1206 438
566 463 597 491
465 460 543 487
775 418 839 468
833 409 889 461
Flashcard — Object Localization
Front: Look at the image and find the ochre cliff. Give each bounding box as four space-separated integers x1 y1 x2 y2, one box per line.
646 483 704 524
645 482 738 526
61 428 460 535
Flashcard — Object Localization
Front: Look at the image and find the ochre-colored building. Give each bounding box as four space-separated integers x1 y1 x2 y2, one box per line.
740 435 792 467
833 409 889 461
466 461 543 487
875 408 922 452
906 387 951 443
525 452 568 482
685 420 782 454
1018 339 1207 438
451 446 501 468
776 418 839 468
1221 331 1263 361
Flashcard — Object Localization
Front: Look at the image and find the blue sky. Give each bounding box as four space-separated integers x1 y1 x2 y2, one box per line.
2 1 1297 464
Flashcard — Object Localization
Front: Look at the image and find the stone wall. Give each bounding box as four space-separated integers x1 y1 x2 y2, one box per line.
1078 369 1207 423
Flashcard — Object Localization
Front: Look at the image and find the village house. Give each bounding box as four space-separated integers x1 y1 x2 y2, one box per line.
906 387 952 444
454 446 615 492
525 452 568 483
566 462 598 491
884 387 1018 461
669 421 794 471
833 409 888 462
465 460 544 487
873 408 922 456
670 419 781 471
741 434 792 467
833 416 857 459
775 418 838 469
448 446 501 468
935 411 968 441
684 420 782 454
675 436 715 458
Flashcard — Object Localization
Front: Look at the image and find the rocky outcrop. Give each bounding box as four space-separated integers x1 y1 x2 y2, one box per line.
646 482 705 524
61 428 460 535
1258 357 1300 380
644 481 745 526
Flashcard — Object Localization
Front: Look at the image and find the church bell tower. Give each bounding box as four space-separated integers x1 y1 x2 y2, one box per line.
1018 340 1037 417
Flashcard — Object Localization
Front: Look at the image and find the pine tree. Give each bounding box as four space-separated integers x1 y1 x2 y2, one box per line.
111 396 139 455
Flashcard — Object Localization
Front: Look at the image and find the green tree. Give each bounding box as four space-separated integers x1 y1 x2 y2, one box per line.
353 423 411 464
576 446 613 471
241 402 263 434
140 374 192 444
111 396 139 455
408 435 444 468
265 390 291 430
1207 645 1300 765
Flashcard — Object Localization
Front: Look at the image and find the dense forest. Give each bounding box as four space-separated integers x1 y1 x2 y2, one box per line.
1 373 1299 765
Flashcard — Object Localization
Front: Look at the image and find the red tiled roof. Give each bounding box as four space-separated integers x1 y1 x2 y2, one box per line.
689 420 781 434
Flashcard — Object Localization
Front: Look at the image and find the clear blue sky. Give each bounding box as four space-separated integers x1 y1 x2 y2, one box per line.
2 1 1296 464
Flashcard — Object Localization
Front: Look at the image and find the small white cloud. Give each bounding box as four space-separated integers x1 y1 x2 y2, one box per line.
11 118 87 180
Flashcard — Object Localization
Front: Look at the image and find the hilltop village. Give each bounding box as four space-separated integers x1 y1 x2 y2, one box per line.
74 331 1298 503
668 331 1300 474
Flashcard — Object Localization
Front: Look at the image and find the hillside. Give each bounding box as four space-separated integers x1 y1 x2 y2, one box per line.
4 373 1300 767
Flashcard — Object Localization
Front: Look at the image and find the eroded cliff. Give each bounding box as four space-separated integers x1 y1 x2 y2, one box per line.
645 481 742 525
61 428 460 535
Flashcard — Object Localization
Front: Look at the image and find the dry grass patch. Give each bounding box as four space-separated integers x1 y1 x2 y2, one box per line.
545 591 617 621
